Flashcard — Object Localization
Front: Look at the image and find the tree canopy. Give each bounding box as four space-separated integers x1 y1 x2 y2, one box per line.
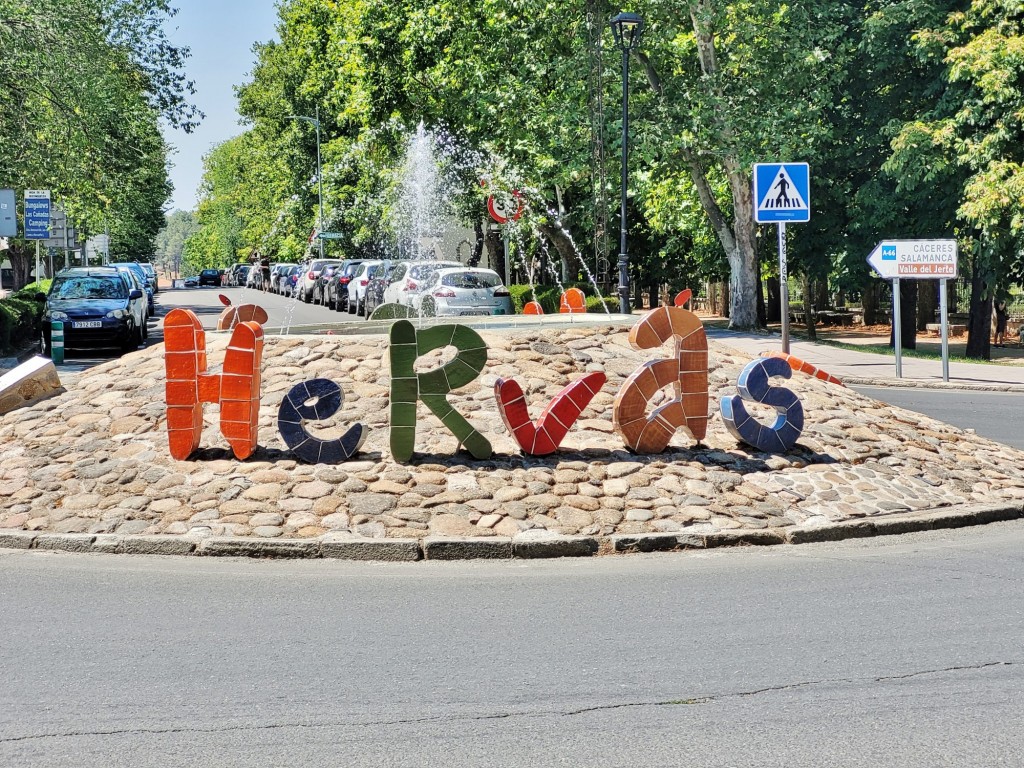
0 0 197 283
183 0 1024 356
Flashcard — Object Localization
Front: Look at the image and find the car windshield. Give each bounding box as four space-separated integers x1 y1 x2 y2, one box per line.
201 269 218 276
51 276 128 300
441 272 503 289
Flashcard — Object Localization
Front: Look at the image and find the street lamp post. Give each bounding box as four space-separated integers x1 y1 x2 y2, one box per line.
287 106 325 259
610 12 644 315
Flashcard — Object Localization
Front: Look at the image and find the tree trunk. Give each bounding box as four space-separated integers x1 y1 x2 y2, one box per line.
965 265 992 360
484 226 504 283
815 278 829 312
765 276 780 323
469 220 484 267
801 273 816 340
917 280 937 331
536 222 578 288
756 260 766 327
863 282 879 325
8 246 32 290
888 281 917 350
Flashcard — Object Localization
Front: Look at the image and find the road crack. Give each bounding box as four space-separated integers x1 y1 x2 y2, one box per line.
0 661 1014 743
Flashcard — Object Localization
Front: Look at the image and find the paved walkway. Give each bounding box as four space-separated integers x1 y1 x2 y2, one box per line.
707 328 1024 390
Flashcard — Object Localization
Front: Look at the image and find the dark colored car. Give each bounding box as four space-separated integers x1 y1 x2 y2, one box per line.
198 268 222 287
41 267 146 354
362 260 398 318
311 263 340 306
139 262 158 294
280 265 301 298
324 259 366 312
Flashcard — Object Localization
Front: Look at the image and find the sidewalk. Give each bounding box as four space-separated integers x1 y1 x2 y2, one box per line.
707 327 1024 390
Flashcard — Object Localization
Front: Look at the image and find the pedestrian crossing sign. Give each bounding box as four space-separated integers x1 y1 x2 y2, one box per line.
753 163 810 223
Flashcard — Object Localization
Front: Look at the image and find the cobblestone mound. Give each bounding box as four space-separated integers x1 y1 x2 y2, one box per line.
2 325 1023 543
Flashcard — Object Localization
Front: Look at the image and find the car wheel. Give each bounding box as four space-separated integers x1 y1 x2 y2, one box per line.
121 323 141 353
142 320 149 340
348 297 357 315
420 297 437 317
41 331 51 357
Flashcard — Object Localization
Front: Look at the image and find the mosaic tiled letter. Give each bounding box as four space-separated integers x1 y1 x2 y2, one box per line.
389 320 492 462
277 378 366 463
523 301 544 315
494 372 606 456
164 307 263 461
760 351 845 387
612 306 709 453
217 303 269 331
720 357 804 452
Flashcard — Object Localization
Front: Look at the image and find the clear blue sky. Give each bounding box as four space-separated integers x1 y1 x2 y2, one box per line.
160 0 280 212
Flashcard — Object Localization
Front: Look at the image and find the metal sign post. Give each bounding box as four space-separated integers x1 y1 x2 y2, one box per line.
892 277 902 378
753 163 810 355
867 239 958 382
939 279 950 382
778 223 789 352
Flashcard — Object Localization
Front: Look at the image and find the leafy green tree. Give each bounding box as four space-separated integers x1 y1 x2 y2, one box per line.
156 210 200 275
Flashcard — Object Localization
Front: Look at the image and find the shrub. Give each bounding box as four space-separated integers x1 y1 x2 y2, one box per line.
0 292 44 354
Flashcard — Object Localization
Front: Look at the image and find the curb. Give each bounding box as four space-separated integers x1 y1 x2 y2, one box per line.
843 377 1024 393
1 502 1021 561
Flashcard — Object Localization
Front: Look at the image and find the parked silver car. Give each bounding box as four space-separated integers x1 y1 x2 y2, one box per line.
410 268 513 317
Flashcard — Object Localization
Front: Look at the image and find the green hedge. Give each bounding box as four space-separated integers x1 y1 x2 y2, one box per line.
0 285 47 354
508 283 606 314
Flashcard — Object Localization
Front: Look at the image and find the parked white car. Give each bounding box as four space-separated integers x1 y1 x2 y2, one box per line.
410 267 513 317
345 260 383 315
382 260 461 307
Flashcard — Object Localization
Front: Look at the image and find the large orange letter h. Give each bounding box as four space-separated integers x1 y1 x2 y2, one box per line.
164 308 263 461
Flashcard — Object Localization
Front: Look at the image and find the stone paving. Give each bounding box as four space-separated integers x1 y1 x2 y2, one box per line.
1 325 1024 547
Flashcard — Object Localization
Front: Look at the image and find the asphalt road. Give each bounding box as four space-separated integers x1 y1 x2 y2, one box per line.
853 386 1024 450
1 524 1022 767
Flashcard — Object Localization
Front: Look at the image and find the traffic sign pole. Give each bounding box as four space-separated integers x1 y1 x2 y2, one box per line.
892 278 902 378
778 223 789 353
940 279 950 382
753 163 809 354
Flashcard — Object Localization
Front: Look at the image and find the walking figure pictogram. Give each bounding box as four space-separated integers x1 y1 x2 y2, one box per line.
774 176 791 207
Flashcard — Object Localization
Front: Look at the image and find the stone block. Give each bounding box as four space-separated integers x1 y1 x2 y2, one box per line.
704 529 786 547
423 536 512 560
197 537 318 558
786 520 874 544
92 534 122 553
34 533 96 552
608 533 682 553
0 529 37 549
119 535 197 556
512 533 599 559
0 356 62 415
320 537 421 562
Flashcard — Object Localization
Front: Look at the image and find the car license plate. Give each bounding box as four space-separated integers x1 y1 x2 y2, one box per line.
72 321 102 329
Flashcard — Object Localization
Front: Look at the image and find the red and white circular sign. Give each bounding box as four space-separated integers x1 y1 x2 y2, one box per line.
487 190 524 224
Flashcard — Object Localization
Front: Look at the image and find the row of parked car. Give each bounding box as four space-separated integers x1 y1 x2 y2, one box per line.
192 257 514 319
40 262 160 354
258 258 514 318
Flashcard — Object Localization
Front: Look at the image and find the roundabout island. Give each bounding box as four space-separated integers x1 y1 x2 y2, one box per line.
1 308 1023 561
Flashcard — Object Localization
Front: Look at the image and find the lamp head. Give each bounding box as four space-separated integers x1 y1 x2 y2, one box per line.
610 12 644 52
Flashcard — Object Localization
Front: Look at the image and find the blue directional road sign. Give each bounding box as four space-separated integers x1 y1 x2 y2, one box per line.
753 163 810 223
24 189 51 240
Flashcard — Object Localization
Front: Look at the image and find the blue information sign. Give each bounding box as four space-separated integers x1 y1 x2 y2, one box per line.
25 190 51 240
753 163 810 223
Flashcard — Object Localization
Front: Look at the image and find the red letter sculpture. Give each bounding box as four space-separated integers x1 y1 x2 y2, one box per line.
495 372 606 455
164 308 263 460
